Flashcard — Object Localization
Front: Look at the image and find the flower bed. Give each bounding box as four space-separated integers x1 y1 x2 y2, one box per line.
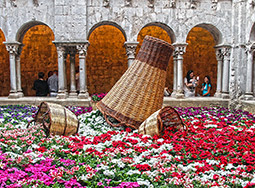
0 105 255 187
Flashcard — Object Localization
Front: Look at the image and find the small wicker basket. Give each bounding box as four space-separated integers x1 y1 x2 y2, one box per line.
138 106 186 137
97 36 174 129
28 102 79 136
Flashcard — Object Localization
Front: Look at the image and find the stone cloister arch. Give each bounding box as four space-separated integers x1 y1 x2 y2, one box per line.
0 29 10 96
175 23 228 98
87 22 128 94
19 24 57 96
4 21 57 98
136 22 174 92
184 27 217 96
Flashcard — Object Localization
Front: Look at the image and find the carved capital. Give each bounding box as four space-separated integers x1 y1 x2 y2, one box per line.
221 46 231 59
173 43 188 57
77 43 89 57
124 42 139 59
4 42 20 55
56 45 66 59
214 47 223 61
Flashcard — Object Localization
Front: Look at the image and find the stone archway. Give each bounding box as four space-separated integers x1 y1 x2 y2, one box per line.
17 23 57 96
136 23 173 92
87 24 127 94
184 26 218 96
0 29 10 96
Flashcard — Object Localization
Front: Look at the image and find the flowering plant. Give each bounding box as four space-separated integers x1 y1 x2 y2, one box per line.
1 105 255 187
91 93 107 102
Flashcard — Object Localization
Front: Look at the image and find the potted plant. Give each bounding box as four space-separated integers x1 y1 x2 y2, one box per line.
90 93 107 110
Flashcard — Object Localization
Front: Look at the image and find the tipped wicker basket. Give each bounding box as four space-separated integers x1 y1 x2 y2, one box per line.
97 36 174 129
138 106 186 137
28 102 79 136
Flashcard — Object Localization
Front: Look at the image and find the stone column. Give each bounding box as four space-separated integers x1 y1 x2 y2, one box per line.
63 52 68 96
69 46 77 98
173 43 187 98
56 45 67 99
77 42 90 99
221 45 231 99
171 53 178 97
214 47 223 98
4 42 20 98
16 44 24 98
245 44 255 100
124 41 139 67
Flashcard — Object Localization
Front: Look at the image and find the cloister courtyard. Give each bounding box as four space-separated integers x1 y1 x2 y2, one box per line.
1 0 255 187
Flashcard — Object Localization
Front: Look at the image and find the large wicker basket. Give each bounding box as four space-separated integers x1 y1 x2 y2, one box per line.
97 36 174 129
28 102 79 136
138 106 186 137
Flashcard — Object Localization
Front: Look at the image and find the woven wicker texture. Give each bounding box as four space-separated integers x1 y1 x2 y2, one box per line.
138 106 186 137
97 36 174 129
34 102 79 136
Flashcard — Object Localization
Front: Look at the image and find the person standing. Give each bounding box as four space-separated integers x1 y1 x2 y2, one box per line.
47 70 58 97
183 70 199 97
32 72 49 96
201 75 212 97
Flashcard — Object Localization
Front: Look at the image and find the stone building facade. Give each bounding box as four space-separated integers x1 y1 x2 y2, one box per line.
0 0 255 103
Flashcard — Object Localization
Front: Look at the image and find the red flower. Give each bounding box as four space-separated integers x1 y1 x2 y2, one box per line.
37 146 47 153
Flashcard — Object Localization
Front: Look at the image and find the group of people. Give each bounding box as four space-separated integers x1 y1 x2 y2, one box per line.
184 70 212 97
32 70 58 97
164 70 212 97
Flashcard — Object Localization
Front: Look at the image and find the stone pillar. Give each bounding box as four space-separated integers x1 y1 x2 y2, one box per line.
214 47 223 98
221 45 231 99
69 47 77 98
63 52 68 96
4 42 20 98
77 42 90 99
171 53 178 97
173 43 187 98
56 45 67 99
124 41 139 67
16 44 24 98
245 45 255 100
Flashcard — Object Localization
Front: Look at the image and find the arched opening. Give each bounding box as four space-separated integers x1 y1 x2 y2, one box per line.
87 24 127 94
0 29 10 96
20 25 57 96
136 25 173 91
184 26 217 96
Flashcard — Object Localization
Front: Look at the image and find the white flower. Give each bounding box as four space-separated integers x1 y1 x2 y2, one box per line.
103 170 115 177
137 178 153 187
126 170 140 175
